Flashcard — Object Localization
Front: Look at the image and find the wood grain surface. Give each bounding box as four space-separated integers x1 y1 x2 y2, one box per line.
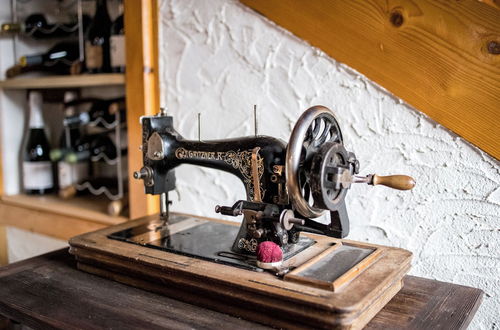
367 274 484 329
124 0 160 218
0 226 7 266
0 249 483 329
0 74 124 89
240 0 500 159
0 194 127 225
0 250 268 330
68 214 413 329
0 198 117 241
284 243 385 291
0 139 3 197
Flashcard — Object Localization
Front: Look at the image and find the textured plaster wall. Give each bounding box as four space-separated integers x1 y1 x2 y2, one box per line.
158 0 500 328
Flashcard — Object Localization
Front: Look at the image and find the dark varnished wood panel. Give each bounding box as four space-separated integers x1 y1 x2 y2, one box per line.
367 276 483 329
68 215 412 329
0 250 268 330
0 250 482 329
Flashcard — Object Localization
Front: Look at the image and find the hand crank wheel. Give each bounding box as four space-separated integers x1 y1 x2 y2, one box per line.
285 105 344 218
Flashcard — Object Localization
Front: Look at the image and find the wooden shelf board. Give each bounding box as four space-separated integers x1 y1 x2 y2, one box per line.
0 194 127 226
0 74 125 89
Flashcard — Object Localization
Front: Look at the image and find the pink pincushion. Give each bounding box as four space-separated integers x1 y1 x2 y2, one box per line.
257 241 283 263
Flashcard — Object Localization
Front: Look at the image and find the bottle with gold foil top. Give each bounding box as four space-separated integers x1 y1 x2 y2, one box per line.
23 91 54 195
5 41 81 78
85 0 111 73
1 14 91 39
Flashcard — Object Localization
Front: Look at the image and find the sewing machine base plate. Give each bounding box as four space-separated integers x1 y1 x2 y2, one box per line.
69 213 412 330
107 216 314 272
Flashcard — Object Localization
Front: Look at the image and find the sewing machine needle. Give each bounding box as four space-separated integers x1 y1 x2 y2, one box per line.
198 113 201 142
254 105 258 137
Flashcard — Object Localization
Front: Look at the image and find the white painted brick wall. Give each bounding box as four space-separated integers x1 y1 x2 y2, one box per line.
158 0 500 328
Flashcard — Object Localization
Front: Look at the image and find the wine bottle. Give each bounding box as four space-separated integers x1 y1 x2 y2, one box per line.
85 0 112 73
23 91 54 195
20 41 80 67
65 132 125 164
51 92 81 162
55 92 89 193
110 3 125 73
6 41 81 78
1 14 91 39
63 97 126 127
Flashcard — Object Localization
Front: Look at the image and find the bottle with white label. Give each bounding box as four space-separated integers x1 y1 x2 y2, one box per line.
55 91 89 196
23 91 54 195
110 3 125 73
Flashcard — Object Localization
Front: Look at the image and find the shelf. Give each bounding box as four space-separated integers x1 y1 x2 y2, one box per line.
0 73 125 89
0 194 127 225
0 194 129 241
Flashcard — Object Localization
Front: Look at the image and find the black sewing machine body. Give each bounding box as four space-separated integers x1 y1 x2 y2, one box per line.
71 106 415 328
141 114 285 199
132 105 414 264
135 107 356 255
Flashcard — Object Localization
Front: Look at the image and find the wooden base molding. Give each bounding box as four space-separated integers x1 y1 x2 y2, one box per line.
69 213 412 329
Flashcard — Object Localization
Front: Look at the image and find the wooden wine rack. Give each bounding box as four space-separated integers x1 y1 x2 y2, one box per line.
0 0 160 265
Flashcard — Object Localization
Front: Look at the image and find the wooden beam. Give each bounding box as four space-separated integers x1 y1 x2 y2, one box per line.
0 226 7 265
0 74 124 89
241 0 500 159
124 0 160 218
0 143 3 197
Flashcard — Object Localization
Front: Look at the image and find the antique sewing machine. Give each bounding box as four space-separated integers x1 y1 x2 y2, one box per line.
70 106 415 329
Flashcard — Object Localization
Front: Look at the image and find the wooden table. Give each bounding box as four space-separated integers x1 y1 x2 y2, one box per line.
0 249 483 329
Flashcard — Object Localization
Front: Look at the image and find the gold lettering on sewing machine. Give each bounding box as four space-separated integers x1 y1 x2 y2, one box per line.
175 148 218 160
175 147 265 201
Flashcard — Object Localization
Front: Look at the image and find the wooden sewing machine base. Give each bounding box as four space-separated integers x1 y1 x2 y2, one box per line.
69 213 412 330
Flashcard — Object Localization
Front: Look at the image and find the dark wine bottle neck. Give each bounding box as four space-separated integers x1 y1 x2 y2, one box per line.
29 92 44 128
95 0 110 17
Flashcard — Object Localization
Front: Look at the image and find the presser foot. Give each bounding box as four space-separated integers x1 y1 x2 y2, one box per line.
153 217 170 236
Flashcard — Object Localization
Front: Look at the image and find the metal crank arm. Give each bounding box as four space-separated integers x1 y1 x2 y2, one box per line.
295 203 349 239
215 200 280 219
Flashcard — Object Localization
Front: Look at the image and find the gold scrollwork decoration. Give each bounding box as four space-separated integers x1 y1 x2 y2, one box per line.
175 147 265 201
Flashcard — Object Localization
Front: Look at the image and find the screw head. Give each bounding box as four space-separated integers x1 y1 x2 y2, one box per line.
159 107 168 116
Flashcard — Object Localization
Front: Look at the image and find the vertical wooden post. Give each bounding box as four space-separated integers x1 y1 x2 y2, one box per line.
0 142 3 197
0 226 7 265
124 0 160 219
0 116 6 265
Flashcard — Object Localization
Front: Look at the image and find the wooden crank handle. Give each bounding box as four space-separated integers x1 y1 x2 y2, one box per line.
371 174 416 190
